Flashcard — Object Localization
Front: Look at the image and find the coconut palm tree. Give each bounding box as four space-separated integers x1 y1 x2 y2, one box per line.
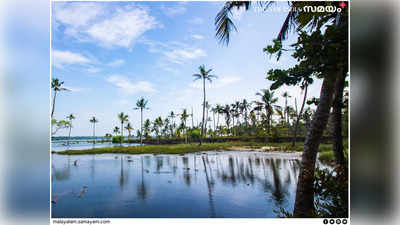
282 91 292 126
215 104 223 135
153 117 163 143
180 109 189 143
66 113 75 146
89 116 98 144
256 89 278 134
113 126 120 136
125 122 134 142
134 97 149 145
143 119 151 139
222 104 231 135
51 78 70 119
293 82 309 147
168 111 176 137
241 99 252 133
193 65 217 145
118 112 129 144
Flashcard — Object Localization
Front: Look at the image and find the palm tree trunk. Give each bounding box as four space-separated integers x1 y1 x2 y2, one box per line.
51 91 57 119
213 111 215 134
332 73 346 165
232 117 235 136
93 123 96 144
292 85 308 148
140 108 143 145
200 78 206 145
191 107 194 128
67 123 72 146
120 122 123 145
293 74 336 217
217 112 219 136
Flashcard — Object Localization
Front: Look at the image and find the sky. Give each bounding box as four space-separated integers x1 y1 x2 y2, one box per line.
51 1 323 137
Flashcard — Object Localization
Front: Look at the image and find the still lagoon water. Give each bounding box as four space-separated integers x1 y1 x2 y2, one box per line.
51 150 328 218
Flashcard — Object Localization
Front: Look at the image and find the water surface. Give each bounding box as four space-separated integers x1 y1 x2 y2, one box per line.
51 151 326 218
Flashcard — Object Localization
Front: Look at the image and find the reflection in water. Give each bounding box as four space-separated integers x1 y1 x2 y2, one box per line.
52 151 312 218
137 156 147 200
202 155 216 218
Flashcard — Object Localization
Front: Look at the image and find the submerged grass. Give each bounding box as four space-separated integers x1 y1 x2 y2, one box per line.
54 141 333 155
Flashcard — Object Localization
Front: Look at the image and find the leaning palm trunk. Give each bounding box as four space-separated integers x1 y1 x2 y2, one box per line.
293 74 336 217
332 73 346 166
51 91 57 119
67 124 72 146
292 85 308 148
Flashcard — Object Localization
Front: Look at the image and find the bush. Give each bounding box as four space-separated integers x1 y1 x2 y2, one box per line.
189 128 201 139
112 136 124 143
313 167 348 217
271 126 280 142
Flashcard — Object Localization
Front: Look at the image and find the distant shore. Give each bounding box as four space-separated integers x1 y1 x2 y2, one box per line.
52 141 333 156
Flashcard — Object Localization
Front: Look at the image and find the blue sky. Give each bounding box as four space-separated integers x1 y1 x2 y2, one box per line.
52 1 323 136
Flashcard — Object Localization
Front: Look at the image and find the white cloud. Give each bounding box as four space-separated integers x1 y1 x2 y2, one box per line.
190 76 241 89
163 48 207 64
87 8 158 48
191 34 204 40
106 75 156 95
54 3 159 48
188 17 204 25
107 59 125 67
52 50 91 68
160 5 186 17
54 2 104 28
87 67 102 73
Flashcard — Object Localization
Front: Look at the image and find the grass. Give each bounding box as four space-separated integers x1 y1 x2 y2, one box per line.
318 139 349 164
53 141 334 155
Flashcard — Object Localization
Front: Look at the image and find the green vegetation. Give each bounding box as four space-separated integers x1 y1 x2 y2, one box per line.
318 142 349 164
54 141 333 155
112 136 124 144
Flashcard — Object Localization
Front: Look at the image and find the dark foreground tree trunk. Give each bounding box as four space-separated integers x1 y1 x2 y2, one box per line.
293 75 336 217
332 73 346 165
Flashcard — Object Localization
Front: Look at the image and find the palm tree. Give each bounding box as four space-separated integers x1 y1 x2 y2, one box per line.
89 116 98 144
256 89 278 134
180 109 189 143
66 113 75 146
282 91 292 126
117 112 129 144
113 126 120 136
153 117 163 143
125 122 134 142
168 111 176 137
134 97 149 145
143 119 151 138
193 65 217 145
51 78 70 119
222 104 231 135
241 99 252 133
215 104 223 135
215 1 308 45
293 82 309 147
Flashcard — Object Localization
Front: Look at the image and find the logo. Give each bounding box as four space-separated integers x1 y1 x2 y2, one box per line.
339 1 347 9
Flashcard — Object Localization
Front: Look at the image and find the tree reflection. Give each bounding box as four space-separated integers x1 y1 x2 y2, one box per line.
202 155 216 217
137 156 147 200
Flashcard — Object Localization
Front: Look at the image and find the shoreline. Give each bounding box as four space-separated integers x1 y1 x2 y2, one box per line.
52 141 333 156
